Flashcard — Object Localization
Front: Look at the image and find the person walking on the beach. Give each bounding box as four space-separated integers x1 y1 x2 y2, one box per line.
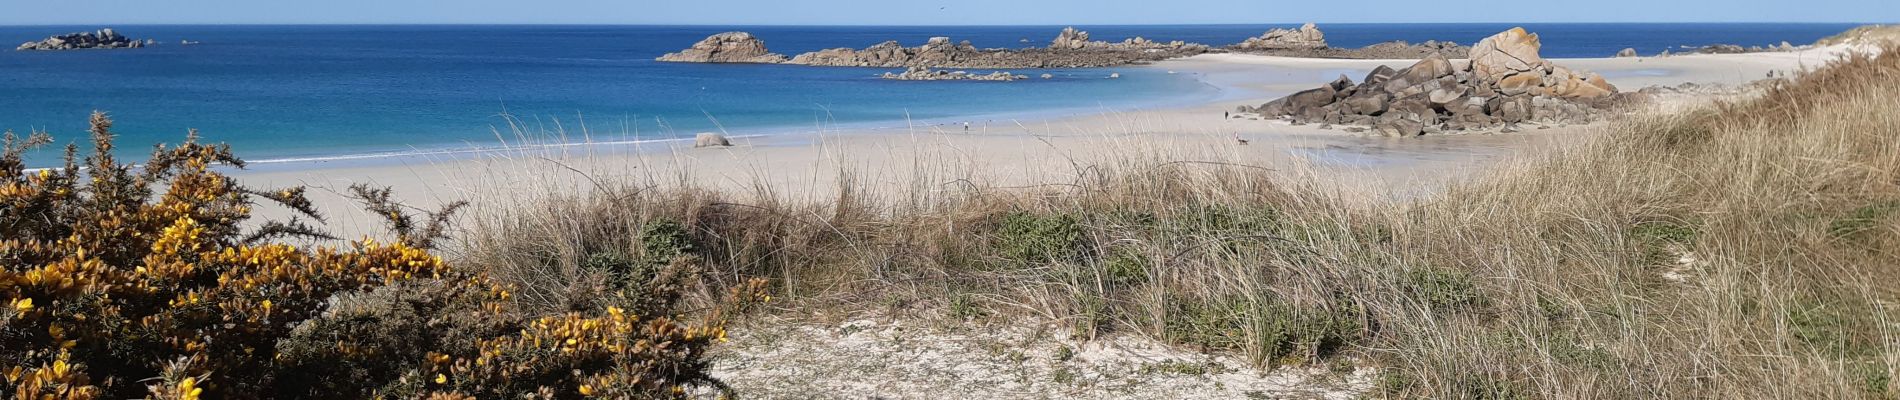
1224 111 1230 120
963 121 971 132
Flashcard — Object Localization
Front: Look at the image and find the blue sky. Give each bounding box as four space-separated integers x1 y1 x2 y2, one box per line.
2 0 1894 25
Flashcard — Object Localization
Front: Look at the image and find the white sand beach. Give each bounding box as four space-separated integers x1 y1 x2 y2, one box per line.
229 45 1867 238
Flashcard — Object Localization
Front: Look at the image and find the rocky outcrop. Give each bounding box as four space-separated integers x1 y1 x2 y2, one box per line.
16 29 148 51
1232 25 1465 60
1235 23 1327 50
1242 28 1639 136
1615 48 1639 58
1467 28 1544 80
788 28 1210 69
1650 41 1810 57
1259 40 1469 60
1050 27 1093 51
657 32 789 64
881 67 1027 81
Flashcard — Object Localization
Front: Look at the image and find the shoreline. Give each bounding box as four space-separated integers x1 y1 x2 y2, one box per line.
227 46 1863 238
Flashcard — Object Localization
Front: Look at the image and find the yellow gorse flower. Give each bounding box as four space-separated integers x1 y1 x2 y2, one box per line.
177 377 204 400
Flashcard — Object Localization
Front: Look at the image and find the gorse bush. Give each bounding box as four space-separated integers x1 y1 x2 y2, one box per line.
0 113 764 399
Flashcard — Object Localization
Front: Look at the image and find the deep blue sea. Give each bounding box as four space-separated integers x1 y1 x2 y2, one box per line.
0 23 1864 167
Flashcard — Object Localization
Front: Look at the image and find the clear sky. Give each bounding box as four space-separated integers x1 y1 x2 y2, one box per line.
2 0 1894 25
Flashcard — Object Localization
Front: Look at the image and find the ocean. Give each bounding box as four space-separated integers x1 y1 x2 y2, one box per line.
0 23 1863 167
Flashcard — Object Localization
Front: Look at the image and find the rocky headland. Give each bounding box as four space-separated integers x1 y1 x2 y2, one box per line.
1816 25 1900 46
880 67 1028 81
1243 27 1640 136
655 32 789 63
16 29 150 51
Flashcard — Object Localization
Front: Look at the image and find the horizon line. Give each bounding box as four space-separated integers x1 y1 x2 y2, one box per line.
0 21 1888 27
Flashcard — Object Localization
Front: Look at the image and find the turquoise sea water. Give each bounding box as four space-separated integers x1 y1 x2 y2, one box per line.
0 24 1863 167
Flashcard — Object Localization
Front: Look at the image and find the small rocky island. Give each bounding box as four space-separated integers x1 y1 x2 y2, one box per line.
1228 23 1471 59
880 67 1028 81
659 27 1212 69
1244 28 1638 136
657 24 1485 68
16 28 151 51
655 32 789 63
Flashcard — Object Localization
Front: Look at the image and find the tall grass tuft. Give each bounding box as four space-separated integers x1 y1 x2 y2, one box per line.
462 45 1900 398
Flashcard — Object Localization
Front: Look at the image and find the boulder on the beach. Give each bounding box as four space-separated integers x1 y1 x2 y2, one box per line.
16 28 147 51
694 132 733 148
1235 23 1327 50
1616 48 1639 58
1468 27 1545 80
1362 65 1399 86
1386 53 1456 91
657 32 789 64
1241 27 1627 135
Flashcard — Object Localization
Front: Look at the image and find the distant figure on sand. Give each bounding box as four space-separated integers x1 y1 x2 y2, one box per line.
964 122 971 132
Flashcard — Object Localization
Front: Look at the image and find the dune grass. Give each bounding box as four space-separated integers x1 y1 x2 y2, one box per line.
456 46 1900 398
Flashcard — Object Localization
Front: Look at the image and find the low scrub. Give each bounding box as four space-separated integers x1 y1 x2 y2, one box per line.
0 113 764 399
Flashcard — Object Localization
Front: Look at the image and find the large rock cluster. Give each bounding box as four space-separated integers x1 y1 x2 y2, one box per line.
16 29 149 51
663 28 1210 69
1246 28 1636 136
656 32 789 63
1234 23 1327 50
1048 27 1203 52
791 37 984 67
789 28 1209 68
880 67 1027 81
1229 24 1468 59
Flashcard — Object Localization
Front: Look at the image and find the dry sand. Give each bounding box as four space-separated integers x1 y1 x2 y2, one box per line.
215 44 1873 399
230 46 1860 239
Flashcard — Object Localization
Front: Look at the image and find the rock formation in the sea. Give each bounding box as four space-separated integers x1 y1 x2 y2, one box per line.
1615 48 1639 58
1651 40 1813 57
657 32 789 63
1242 27 1640 136
1228 24 1467 59
694 132 732 148
880 67 1027 81
16 29 148 51
1234 23 1327 50
788 28 1210 69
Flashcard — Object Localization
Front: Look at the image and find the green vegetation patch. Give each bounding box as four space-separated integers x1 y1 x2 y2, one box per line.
1828 200 1900 238
995 211 1088 265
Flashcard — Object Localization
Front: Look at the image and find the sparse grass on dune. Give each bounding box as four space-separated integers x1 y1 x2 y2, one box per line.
459 45 1900 398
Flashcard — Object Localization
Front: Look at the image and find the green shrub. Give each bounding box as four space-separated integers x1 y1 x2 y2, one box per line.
995 212 1086 265
1403 266 1484 312
0 114 764 400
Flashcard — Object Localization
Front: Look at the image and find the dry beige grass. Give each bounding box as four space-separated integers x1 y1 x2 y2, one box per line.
459 45 1900 398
